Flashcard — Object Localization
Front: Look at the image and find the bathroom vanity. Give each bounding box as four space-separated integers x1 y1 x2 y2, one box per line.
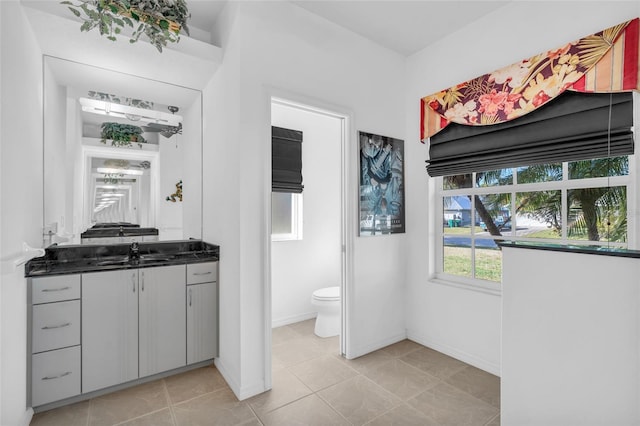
25 240 219 411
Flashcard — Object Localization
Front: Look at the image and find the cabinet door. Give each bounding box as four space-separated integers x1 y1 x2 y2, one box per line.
82 270 138 393
139 265 186 377
187 282 218 364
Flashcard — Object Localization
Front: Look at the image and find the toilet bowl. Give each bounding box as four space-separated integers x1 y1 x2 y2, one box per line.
311 286 341 338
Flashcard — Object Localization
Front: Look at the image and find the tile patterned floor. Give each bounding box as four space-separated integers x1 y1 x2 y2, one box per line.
31 319 500 425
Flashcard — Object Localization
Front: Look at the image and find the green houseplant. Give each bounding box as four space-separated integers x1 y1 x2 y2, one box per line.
101 122 146 147
62 0 190 52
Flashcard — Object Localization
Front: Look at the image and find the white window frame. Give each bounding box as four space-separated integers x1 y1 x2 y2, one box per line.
271 192 303 242
435 160 635 291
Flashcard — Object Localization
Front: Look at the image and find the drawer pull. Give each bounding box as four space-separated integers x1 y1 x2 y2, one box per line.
41 322 71 330
42 371 72 381
42 287 70 292
192 272 212 276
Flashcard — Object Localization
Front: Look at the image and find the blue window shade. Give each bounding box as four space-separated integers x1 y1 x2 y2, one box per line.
272 126 303 193
426 91 634 177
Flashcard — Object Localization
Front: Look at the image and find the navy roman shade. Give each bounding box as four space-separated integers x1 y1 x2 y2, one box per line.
426 91 634 177
272 126 303 193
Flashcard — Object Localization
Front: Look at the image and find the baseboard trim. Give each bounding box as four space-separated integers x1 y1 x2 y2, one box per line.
346 331 407 360
272 312 316 328
214 358 267 401
407 329 501 377
19 408 33 426
214 358 241 398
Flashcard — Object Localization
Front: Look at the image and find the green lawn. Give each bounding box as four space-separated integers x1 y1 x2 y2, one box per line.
443 226 474 235
444 246 501 282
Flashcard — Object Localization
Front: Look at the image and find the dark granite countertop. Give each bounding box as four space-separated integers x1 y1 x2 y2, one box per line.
25 240 219 277
81 226 159 238
498 241 640 259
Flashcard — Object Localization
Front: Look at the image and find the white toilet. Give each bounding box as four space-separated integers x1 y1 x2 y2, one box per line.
311 286 341 338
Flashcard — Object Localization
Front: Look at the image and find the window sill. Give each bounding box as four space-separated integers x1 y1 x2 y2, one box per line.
430 275 502 296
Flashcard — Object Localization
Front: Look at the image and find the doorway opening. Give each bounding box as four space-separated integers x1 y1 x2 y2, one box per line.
266 96 350 388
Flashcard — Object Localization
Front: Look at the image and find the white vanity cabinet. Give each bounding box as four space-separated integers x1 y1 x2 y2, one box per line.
186 262 219 364
82 265 186 392
29 275 82 407
138 265 186 377
28 256 218 409
82 269 139 393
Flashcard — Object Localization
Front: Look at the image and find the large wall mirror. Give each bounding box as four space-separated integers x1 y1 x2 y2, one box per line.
43 55 203 246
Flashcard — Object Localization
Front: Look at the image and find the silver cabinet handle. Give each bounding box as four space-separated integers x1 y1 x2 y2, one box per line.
193 272 212 276
42 286 70 292
141 271 144 292
132 273 136 293
42 371 72 380
41 322 71 330
189 288 192 307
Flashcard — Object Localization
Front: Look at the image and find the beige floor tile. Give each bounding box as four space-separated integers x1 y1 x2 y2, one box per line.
173 388 257 426
408 382 499 426
318 375 402 426
117 408 174 426
89 380 169 426
485 413 500 426
164 365 228 404
400 347 468 380
363 358 440 400
272 336 323 368
30 400 90 426
289 355 359 392
260 394 349 426
237 418 264 426
247 368 312 416
379 340 422 358
365 403 440 426
287 319 316 336
272 325 303 346
444 365 501 408
311 335 340 354
338 349 394 374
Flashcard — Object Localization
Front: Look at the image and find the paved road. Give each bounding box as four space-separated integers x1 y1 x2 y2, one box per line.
444 226 549 248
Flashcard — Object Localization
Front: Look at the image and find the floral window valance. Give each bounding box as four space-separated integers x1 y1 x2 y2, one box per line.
421 18 639 141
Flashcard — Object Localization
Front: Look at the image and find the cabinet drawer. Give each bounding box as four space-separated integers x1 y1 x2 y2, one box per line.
187 262 218 285
32 300 80 353
32 275 80 304
32 346 81 407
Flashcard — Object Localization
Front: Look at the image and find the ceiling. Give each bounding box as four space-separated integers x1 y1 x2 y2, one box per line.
188 0 510 56
25 0 510 57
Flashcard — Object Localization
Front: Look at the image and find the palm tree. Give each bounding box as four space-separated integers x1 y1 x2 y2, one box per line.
463 157 627 242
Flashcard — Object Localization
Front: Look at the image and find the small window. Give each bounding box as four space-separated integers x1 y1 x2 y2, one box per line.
271 192 303 241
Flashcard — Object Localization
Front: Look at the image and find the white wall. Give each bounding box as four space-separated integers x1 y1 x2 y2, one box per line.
271 103 342 327
0 2 43 425
404 1 640 376
502 246 640 424
42 75 66 240
181 99 203 240
204 1 407 399
159 120 184 239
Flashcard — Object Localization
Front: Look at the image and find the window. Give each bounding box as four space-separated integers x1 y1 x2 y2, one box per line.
271 192 303 241
437 157 632 287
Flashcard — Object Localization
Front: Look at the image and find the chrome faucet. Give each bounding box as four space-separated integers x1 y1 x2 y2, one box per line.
129 242 140 260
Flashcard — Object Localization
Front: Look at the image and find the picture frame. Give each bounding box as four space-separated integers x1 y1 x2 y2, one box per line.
358 131 405 236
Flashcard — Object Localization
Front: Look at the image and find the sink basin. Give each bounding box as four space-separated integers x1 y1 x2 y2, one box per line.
93 255 131 266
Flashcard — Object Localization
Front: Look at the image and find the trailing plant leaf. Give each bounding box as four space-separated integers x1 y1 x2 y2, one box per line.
61 0 190 52
100 122 146 147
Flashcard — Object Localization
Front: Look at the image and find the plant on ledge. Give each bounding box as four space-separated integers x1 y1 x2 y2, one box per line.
100 122 146 148
61 0 190 52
